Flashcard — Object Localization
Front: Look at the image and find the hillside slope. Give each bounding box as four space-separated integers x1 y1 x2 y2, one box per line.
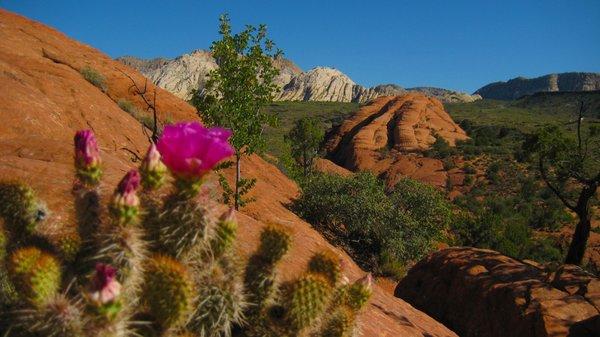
0 9 458 337
475 72 600 100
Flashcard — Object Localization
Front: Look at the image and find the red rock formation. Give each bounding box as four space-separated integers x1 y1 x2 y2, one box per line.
395 247 600 337
0 9 458 337
313 158 353 176
325 94 468 188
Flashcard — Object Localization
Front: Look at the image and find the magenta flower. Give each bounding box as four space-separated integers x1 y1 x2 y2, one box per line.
74 130 101 168
90 263 121 304
156 122 234 180
111 170 141 224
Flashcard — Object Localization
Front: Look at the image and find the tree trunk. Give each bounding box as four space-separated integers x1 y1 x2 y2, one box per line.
235 153 241 210
564 183 596 265
565 212 592 265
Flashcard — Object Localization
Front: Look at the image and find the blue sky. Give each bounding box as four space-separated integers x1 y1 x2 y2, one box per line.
2 0 599 93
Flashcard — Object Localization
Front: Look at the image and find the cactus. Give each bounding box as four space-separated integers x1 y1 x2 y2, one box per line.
0 181 47 235
188 254 246 337
244 225 291 317
95 224 147 304
159 195 212 258
143 255 195 330
13 294 85 337
0 128 367 337
56 230 82 263
308 251 342 286
210 208 237 258
278 273 333 333
8 247 61 306
257 225 291 265
345 275 372 312
319 305 356 337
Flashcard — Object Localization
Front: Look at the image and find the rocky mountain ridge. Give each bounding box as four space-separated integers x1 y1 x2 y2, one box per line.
475 72 600 100
118 52 480 103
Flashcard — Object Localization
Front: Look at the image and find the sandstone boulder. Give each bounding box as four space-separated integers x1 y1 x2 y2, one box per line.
395 247 600 337
325 93 468 188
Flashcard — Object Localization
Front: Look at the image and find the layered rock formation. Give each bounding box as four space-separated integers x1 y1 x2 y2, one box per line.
475 72 600 100
120 53 480 103
0 9 459 337
325 93 468 188
118 51 302 100
395 247 600 337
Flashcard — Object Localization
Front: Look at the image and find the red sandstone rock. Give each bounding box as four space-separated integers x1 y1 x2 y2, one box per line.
395 247 600 337
325 94 468 189
0 9 457 337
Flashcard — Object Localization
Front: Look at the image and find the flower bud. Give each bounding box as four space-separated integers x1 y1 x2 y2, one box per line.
74 130 102 185
90 263 121 304
140 143 167 190
357 273 373 290
110 170 141 224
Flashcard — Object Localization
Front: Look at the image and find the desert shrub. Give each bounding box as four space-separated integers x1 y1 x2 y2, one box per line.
117 98 138 116
80 66 107 92
294 173 450 278
462 163 476 174
442 158 456 170
426 136 456 158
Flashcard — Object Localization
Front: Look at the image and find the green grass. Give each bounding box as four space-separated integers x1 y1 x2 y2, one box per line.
80 66 107 92
262 101 359 158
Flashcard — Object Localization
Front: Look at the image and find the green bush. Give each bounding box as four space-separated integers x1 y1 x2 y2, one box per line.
293 173 450 278
80 66 107 92
426 136 456 158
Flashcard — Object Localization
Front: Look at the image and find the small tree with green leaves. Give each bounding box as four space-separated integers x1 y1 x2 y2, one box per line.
524 102 599 265
285 117 325 177
192 14 280 210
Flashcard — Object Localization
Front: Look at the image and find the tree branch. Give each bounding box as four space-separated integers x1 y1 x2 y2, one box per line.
538 156 577 211
117 68 160 143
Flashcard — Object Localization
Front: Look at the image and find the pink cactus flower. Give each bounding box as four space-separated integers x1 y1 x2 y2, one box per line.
90 263 121 304
74 130 101 168
156 122 234 180
113 169 141 208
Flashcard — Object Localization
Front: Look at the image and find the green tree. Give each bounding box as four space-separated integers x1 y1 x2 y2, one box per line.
524 102 600 265
285 117 325 177
191 14 280 209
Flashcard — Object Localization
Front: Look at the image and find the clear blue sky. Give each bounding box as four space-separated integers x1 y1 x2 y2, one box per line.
2 0 599 93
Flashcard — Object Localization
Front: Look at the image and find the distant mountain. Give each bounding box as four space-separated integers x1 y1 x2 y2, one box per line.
475 72 600 100
118 51 479 103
